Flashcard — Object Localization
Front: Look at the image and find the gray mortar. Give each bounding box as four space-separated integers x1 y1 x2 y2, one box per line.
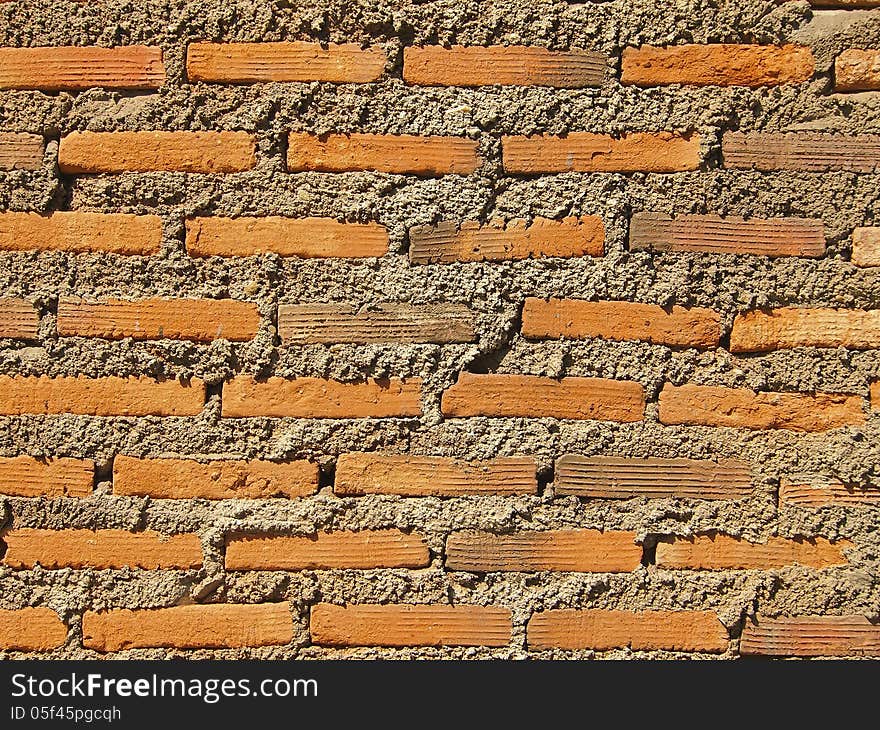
0 0 879 659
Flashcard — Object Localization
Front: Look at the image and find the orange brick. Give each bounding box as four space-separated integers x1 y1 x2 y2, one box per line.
0 132 43 171
186 216 388 258
730 307 880 352
408 216 604 264
0 211 162 255
58 131 256 174
528 609 728 652
835 49 880 91
403 45 605 87
723 132 880 172
222 376 421 418
187 41 385 83
0 46 164 90
0 298 38 339
0 456 93 498
446 530 641 572
334 453 538 497
82 604 292 652
502 131 701 174
659 383 864 432
441 373 645 421
851 227 880 267
0 608 67 651
57 297 260 342
310 603 511 647
225 530 430 570
522 298 721 348
113 455 318 500
655 534 851 570
287 132 481 175
629 212 825 258
1 529 202 569
872 381 880 408
740 615 880 657
0 375 205 416
621 44 813 87
779 476 880 507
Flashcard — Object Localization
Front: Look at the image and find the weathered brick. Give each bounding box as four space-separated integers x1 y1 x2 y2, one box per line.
835 49 880 91
403 45 606 87
740 615 880 657
278 303 475 344
334 453 538 497
310 603 511 647
225 530 430 570
113 455 318 500
629 212 826 258
522 298 721 348
621 44 814 87
528 609 728 652
287 133 481 175
0 298 38 339
58 131 256 174
0 132 43 171
852 227 880 267
408 216 604 264
441 373 645 421
555 455 752 500
0 211 162 255
222 376 421 418
1 529 202 569
502 131 701 174
872 380 880 409
57 297 260 342
655 534 851 570
0 375 205 416
82 604 292 652
659 383 865 432
730 307 880 352
446 530 641 572
0 608 67 651
187 42 386 83
779 475 880 507
186 216 388 258
0 456 93 498
723 132 880 172
0 46 164 90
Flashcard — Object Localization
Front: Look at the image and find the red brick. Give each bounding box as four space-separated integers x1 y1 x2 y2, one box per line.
0 608 67 651
0 132 43 171
723 132 880 172
835 49 880 91
655 534 851 570
779 476 880 507
852 227 880 267
730 307 880 352
740 615 880 657
0 298 38 339
0 456 93 498
0 211 162 255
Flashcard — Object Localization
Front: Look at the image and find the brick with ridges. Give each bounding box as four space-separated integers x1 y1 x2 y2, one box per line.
113 455 318 500
334 453 538 496
0 608 67 650
835 49 880 91
723 132 880 172
0 299 38 339
655 534 851 570
82 604 292 651
779 475 880 507
225 529 430 570
0 212 162 255
310 603 511 647
0 132 43 171
0 456 93 498
851 227 880 267
740 615 880 656
730 307 880 352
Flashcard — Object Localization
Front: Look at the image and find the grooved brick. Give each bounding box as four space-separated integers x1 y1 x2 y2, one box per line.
621 44 814 87
0 46 164 90
554 455 753 500
779 476 880 507
655 534 851 570
0 608 67 651
334 453 538 497
58 131 256 174
185 216 388 258
408 216 604 263
501 131 701 174
287 133 481 175
0 211 162 255
722 132 880 172
222 376 421 418
659 383 865 432
851 227 880 267
522 298 721 348
310 603 511 647
740 615 880 657
446 530 641 572
0 456 93 498
82 604 292 652
0 298 38 339
1 529 203 569
730 307 880 352
0 132 43 171
441 373 645 421
187 42 386 83
527 609 728 652
225 530 430 570
0 375 206 416
57 297 260 342
835 49 880 91
113 455 318 500
403 45 606 87
629 212 826 258
278 303 475 344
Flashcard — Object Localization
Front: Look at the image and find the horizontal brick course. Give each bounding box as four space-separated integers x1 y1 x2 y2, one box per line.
0 298 38 339
0 132 43 171
0 211 162 255
0 608 67 651
834 49 880 92
655 534 851 570
740 615 880 657
779 476 880 507
0 456 93 498
851 227 880 267
730 307 880 352
722 132 880 173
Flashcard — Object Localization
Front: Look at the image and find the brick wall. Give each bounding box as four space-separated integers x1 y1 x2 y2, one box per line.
0 0 878 659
